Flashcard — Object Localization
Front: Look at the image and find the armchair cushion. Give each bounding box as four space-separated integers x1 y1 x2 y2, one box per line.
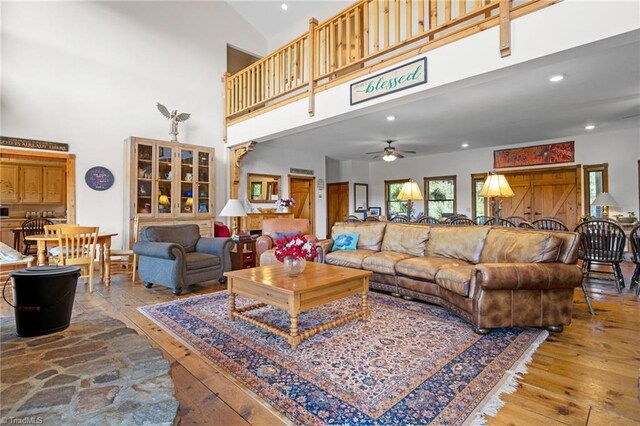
185 252 220 270
139 224 200 253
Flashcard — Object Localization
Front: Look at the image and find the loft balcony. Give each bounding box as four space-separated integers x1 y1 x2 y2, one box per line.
224 0 558 129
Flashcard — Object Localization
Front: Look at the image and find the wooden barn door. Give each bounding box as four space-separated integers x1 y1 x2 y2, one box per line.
289 175 315 235
327 182 349 234
499 166 580 229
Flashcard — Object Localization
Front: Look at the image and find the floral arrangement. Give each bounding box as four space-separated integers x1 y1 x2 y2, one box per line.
275 198 296 208
274 233 317 262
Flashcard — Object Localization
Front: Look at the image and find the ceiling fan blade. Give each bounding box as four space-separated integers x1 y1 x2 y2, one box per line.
365 151 381 155
371 154 381 159
395 150 416 154
394 153 405 158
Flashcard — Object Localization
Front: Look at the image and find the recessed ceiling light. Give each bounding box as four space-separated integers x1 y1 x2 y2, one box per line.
585 124 595 130
549 74 564 82
386 115 396 121
461 143 469 148
281 3 288 10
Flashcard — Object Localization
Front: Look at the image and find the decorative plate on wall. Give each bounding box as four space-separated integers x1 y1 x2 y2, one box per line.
85 166 114 191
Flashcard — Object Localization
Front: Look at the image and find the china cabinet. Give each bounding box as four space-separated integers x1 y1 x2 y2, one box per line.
124 137 215 248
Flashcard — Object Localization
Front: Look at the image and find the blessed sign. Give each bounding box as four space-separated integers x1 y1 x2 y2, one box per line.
350 57 427 105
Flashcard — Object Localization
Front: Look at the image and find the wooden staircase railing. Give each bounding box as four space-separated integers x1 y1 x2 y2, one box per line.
224 0 557 128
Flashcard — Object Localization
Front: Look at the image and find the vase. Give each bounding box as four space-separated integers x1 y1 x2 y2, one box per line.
283 257 306 276
276 205 287 213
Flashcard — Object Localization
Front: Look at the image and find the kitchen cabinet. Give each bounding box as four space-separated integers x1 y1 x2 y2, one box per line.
0 164 20 203
0 161 66 204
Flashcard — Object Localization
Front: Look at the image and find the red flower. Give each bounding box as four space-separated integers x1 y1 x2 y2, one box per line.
274 233 317 262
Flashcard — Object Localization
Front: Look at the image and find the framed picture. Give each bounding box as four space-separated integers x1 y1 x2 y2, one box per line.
368 207 381 217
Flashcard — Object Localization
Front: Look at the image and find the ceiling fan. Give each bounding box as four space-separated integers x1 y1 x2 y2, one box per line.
366 140 416 162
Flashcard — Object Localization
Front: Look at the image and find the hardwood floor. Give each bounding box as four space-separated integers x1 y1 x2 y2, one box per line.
1 264 638 425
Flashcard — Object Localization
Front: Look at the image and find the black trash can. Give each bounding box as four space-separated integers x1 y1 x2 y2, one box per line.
3 266 81 337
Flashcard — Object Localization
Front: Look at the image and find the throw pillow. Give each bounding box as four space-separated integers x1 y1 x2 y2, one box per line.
214 222 231 238
332 233 359 251
274 231 301 241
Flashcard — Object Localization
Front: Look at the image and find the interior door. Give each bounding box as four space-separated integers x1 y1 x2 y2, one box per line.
289 176 315 234
500 174 533 220
531 169 578 230
327 182 349 233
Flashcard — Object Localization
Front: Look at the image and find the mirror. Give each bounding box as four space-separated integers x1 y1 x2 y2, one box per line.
354 183 368 212
247 173 281 202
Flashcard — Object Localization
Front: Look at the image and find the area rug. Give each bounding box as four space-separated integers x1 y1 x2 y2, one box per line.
139 291 547 425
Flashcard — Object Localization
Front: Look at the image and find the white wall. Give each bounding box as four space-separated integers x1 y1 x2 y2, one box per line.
364 126 640 219
1 1 267 247
227 0 640 146
240 142 328 238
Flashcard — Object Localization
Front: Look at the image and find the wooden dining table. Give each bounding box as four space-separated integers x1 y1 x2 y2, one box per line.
29 233 118 286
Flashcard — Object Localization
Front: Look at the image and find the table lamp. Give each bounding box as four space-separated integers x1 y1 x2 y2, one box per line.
591 192 619 218
397 179 423 220
185 197 193 212
219 199 247 238
158 194 170 213
479 172 514 225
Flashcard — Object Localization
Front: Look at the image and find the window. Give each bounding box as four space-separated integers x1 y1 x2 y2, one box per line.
471 173 488 220
583 164 608 218
385 179 409 217
424 176 456 219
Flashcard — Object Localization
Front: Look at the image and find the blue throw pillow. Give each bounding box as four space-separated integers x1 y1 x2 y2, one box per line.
274 231 300 242
332 233 359 251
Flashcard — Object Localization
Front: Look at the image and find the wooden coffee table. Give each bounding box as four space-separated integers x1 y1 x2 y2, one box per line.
224 262 372 350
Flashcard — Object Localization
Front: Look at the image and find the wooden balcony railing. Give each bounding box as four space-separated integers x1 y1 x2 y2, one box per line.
225 0 557 126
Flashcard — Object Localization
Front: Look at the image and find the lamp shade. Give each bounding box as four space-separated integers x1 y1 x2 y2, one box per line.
158 195 170 205
479 174 515 198
591 192 619 208
397 180 423 201
219 199 247 217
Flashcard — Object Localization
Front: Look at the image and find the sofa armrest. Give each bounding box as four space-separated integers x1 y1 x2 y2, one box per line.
196 237 234 273
474 263 583 291
314 239 333 264
134 241 185 260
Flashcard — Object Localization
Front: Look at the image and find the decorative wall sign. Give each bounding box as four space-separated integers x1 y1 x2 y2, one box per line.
350 57 427 105
494 141 575 168
85 166 115 191
1 136 69 152
290 168 314 176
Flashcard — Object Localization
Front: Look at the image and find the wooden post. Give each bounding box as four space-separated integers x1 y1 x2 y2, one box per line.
308 18 318 117
499 0 511 57
223 72 230 143
229 141 257 233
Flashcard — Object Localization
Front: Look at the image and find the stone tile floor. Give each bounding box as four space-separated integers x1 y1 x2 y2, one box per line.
1 313 178 425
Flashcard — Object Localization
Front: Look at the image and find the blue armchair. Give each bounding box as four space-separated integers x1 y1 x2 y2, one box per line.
134 224 233 295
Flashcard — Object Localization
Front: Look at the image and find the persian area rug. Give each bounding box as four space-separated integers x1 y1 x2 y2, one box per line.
139 291 547 425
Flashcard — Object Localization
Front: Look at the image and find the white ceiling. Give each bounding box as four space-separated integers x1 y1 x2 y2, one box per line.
227 1 640 162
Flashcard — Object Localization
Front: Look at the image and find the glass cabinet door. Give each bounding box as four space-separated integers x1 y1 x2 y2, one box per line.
156 145 173 216
179 148 195 216
196 151 210 215
135 143 154 216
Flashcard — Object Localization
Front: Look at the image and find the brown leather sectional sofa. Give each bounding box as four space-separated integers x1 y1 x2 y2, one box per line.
316 222 584 334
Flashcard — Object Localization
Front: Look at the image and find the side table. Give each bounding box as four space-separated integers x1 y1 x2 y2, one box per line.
231 238 256 270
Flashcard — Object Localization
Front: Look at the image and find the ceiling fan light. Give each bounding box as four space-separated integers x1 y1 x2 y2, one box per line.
382 153 397 162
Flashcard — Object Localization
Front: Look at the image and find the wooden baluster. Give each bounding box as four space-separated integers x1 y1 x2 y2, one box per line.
459 0 466 17
429 0 437 40
445 0 451 23
329 21 336 72
418 0 425 33
405 0 412 40
394 0 400 43
499 0 511 57
363 1 369 57
346 10 351 65
383 0 389 48
354 8 360 62
308 18 317 116
374 0 380 52
337 15 343 69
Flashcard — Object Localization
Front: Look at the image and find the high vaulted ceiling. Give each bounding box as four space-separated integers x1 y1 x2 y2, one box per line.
228 1 640 162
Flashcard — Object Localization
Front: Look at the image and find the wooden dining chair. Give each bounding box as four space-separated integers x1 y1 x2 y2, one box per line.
110 216 139 282
21 218 54 255
53 226 99 292
43 223 76 263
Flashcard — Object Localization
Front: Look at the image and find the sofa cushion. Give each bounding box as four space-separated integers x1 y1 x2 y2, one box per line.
480 228 563 263
425 226 490 264
140 224 200 253
362 251 414 275
332 233 359 251
435 265 476 297
325 249 377 269
185 252 220 271
332 222 387 251
381 223 431 256
396 256 472 281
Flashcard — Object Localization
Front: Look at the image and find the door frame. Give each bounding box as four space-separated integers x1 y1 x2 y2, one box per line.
288 174 316 235
472 165 582 223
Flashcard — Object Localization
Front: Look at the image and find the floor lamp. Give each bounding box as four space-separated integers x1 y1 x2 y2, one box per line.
479 173 514 225
397 179 424 220
219 199 247 238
